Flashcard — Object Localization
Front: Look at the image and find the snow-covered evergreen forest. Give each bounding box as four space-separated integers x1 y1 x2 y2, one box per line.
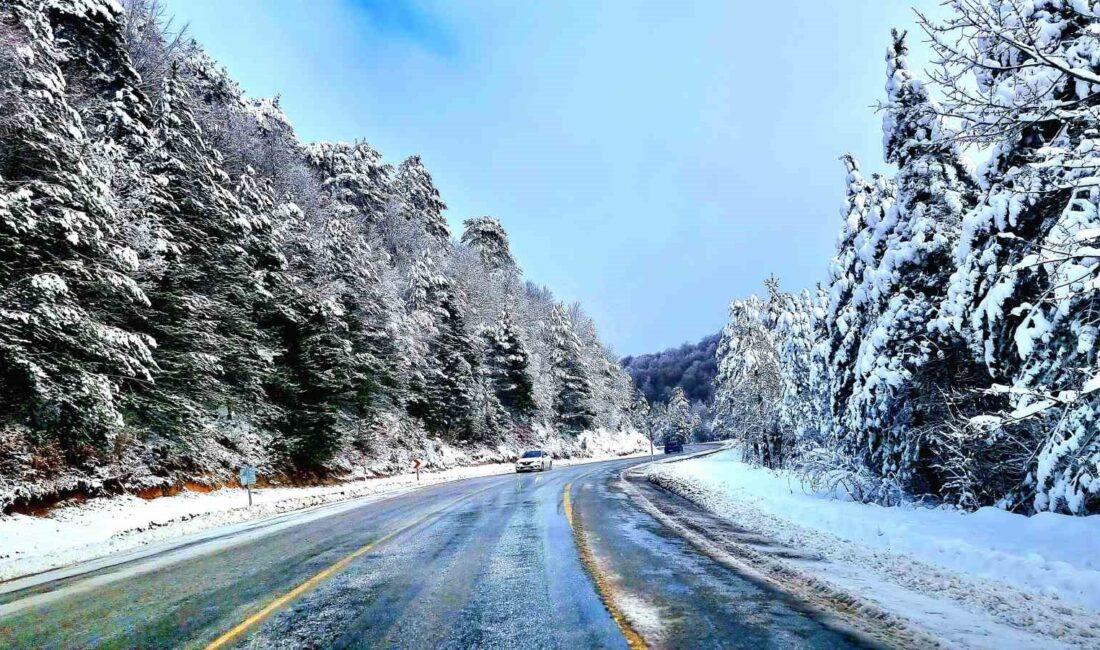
621 333 719 405
714 1 1100 516
620 335 719 446
0 0 640 511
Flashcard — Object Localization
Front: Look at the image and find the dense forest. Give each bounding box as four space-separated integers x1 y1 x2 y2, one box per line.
620 333 719 405
714 1 1100 516
0 0 641 511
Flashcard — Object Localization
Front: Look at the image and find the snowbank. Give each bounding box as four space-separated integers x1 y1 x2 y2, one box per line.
0 436 648 583
647 449 1100 648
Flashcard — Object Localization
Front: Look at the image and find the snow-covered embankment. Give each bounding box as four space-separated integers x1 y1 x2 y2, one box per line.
646 449 1100 649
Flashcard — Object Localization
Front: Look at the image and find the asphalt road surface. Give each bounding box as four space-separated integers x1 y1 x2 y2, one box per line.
0 447 878 649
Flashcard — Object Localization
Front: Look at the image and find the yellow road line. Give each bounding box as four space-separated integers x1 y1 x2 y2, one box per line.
204 485 496 649
563 482 648 650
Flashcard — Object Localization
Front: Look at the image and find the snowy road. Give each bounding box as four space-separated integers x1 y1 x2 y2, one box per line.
0 448 875 649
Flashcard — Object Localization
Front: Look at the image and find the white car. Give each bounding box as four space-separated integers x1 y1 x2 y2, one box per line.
515 449 552 472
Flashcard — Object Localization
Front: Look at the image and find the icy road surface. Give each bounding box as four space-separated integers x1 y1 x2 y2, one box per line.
0 447 874 649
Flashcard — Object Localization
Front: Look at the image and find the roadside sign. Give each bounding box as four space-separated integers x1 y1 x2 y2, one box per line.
413 458 422 481
239 466 257 507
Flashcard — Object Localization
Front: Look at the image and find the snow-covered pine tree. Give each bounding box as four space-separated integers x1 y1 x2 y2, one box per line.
304 144 402 411
0 0 154 446
511 282 559 421
446 239 515 336
424 292 481 440
714 293 785 467
460 216 518 273
264 187 402 468
405 252 480 439
306 140 391 231
808 284 834 444
592 350 635 430
647 400 668 447
825 156 876 429
664 386 694 446
470 362 508 442
565 303 632 431
394 155 451 249
128 65 271 432
263 298 355 468
224 131 384 467
338 262 404 421
842 29 979 495
769 283 821 450
47 0 182 311
925 1 1100 513
47 0 154 155
823 155 896 453
481 310 536 419
548 304 596 434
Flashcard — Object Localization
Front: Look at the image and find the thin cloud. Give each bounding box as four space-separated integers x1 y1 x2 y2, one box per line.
350 0 458 57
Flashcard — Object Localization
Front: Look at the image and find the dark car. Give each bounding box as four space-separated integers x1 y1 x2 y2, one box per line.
664 440 684 454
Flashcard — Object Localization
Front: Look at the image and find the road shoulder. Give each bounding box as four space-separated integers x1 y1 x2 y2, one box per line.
644 452 1100 649
569 447 893 649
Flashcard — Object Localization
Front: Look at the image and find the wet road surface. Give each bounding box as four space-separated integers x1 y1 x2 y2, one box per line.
0 449 877 649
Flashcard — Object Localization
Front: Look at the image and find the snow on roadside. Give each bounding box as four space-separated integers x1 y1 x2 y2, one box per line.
0 433 649 584
647 449 1100 649
614 590 666 643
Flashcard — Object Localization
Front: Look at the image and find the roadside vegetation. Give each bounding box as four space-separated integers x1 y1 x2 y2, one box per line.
712 3 1100 516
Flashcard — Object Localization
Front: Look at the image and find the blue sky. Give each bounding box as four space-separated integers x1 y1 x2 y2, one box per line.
164 0 943 356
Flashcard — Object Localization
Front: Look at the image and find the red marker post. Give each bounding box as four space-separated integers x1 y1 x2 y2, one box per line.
413 457 422 481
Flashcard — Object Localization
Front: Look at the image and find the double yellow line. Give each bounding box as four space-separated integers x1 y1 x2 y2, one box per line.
203 485 496 649
563 482 648 649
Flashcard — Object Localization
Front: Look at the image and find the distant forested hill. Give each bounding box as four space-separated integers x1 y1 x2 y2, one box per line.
620 333 719 405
